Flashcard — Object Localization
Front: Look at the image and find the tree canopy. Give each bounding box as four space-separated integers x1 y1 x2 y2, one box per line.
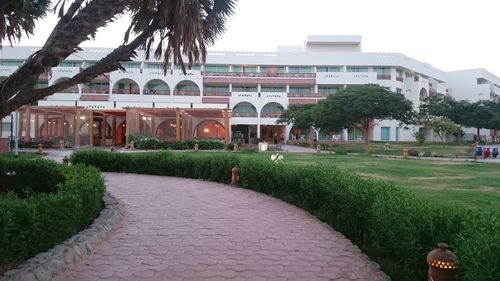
0 0 236 118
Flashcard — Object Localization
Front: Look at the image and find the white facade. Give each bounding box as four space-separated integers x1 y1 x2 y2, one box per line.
1 36 453 142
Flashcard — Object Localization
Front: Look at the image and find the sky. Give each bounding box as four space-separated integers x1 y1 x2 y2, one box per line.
14 0 500 75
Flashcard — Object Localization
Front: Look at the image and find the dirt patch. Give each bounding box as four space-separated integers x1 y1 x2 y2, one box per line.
410 175 473 180
356 173 394 181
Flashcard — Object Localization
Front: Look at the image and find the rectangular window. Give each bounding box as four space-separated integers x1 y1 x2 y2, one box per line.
232 85 258 92
381 127 390 141
231 66 242 73
147 63 163 69
373 67 391 76
346 66 369 72
0 60 23 66
1 122 11 132
174 64 200 70
396 127 400 141
59 61 82 67
120 62 141 69
316 66 341 72
205 65 229 73
261 86 286 92
260 66 285 74
289 86 313 94
243 66 257 73
289 66 313 73
204 85 229 93
318 86 339 94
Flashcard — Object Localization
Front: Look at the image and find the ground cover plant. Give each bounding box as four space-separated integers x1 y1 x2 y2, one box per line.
0 156 104 274
71 149 499 281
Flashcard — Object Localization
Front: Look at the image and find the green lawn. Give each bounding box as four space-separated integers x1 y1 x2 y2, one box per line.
182 151 500 213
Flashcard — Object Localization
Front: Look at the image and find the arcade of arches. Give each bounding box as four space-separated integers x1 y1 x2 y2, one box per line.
12 106 232 147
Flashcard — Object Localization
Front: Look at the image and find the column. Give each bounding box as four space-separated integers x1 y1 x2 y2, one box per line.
151 116 155 139
58 114 64 139
89 110 94 146
101 115 106 146
34 113 39 138
24 106 31 142
257 123 261 138
223 109 230 147
62 112 66 139
44 110 49 140
18 110 23 141
75 109 81 147
112 115 117 145
175 108 181 141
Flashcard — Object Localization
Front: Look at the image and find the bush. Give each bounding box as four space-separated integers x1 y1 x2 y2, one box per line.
0 159 104 272
71 150 499 281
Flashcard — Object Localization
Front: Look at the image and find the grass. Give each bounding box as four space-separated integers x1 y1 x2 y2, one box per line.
181 151 500 213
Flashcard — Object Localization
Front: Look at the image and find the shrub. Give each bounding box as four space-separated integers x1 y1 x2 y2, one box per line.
71 150 499 281
0 159 104 272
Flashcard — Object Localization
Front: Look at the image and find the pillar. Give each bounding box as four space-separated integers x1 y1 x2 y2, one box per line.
257 123 261 138
151 116 155 139
34 113 39 138
24 106 31 142
89 110 94 146
44 110 49 140
175 108 181 141
112 115 117 145
62 112 66 139
75 109 81 147
224 109 230 147
101 115 106 146
18 110 23 141
58 114 63 139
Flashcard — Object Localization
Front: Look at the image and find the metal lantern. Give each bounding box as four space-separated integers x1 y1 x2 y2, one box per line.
427 243 458 281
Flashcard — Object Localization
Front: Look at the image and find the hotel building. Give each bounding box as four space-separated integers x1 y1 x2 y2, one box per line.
0 36 453 146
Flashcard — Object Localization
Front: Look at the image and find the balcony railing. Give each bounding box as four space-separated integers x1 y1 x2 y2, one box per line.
112 89 141 95
173 91 201 96
232 112 258 118
143 90 170 95
81 88 110 94
203 91 231 96
377 75 391 80
396 76 404 82
261 112 281 118
57 88 80 94
202 71 316 78
287 92 322 98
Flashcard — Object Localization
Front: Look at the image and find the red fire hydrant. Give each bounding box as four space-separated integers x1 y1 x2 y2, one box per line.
427 243 458 281
231 165 240 187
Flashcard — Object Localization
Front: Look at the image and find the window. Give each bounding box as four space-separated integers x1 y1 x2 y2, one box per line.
346 66 368 72
204 65 229 73
147 63 163 69
34 81 48 89
59 61 82 67
316 66 341 72
174 64 200 70
373 67 391 76
243 66 257 73
231 66 242 73
289 86 313 94
232 85 258 92
120 62 141 69
405 72 413 78
396 88 403 94
318 86 339 95
381 127 390 141
261 86 286 92
260 66 285 75
0 60 23 66
204 85 229 93
289 66 312 73
1 122 11 132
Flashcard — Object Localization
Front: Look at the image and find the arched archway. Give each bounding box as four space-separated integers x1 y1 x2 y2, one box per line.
54 77 79 93
233 102 257 117
419 88 428 101
194 120 225 139
144 79 170 95
155 119 179 141
174 80 200 96
112 78 140 95
39 117 71 138
261 102 284 118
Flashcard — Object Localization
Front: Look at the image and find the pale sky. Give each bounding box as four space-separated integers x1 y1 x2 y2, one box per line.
15 0 500 75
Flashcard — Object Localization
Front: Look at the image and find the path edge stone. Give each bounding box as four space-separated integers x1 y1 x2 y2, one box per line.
0 191 125 281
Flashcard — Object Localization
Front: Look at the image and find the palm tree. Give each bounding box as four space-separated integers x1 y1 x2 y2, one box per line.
0 0 236 118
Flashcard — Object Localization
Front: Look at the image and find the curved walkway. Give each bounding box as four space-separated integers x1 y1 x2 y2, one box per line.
55 173 388 281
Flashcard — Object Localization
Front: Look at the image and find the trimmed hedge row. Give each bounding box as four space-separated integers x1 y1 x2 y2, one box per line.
0 158 105 272
70 150 499 281
133 138 229 150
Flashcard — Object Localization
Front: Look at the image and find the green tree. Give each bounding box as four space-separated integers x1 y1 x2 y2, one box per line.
277 104 317 143
315 84 415 152
418 115 459 144
0 0 236 118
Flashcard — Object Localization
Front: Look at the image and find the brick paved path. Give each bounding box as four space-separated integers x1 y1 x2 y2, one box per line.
55 173 388 281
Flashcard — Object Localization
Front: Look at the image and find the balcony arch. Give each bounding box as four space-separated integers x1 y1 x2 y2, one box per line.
174 80 200 96
144 79 170 95
419 88 428 101
261 102 284 118
112 78 140 95
53 77 79 93
233 102 257 117
156 119 179 141
194 120 225 139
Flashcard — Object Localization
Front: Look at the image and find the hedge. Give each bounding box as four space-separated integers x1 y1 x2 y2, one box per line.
70 150 499 281
0 157 105 272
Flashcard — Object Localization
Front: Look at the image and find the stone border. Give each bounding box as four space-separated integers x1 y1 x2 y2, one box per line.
0 191 125 281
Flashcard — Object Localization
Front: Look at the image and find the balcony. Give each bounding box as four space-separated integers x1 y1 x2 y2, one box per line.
112 89 141 95
203 91 231 96
232 112 258 118
261 112 281 118
396 76 404 82
173 91 201 96
202 72 316 85
316 72 377 85
202 72 316 78
82 88 110 94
